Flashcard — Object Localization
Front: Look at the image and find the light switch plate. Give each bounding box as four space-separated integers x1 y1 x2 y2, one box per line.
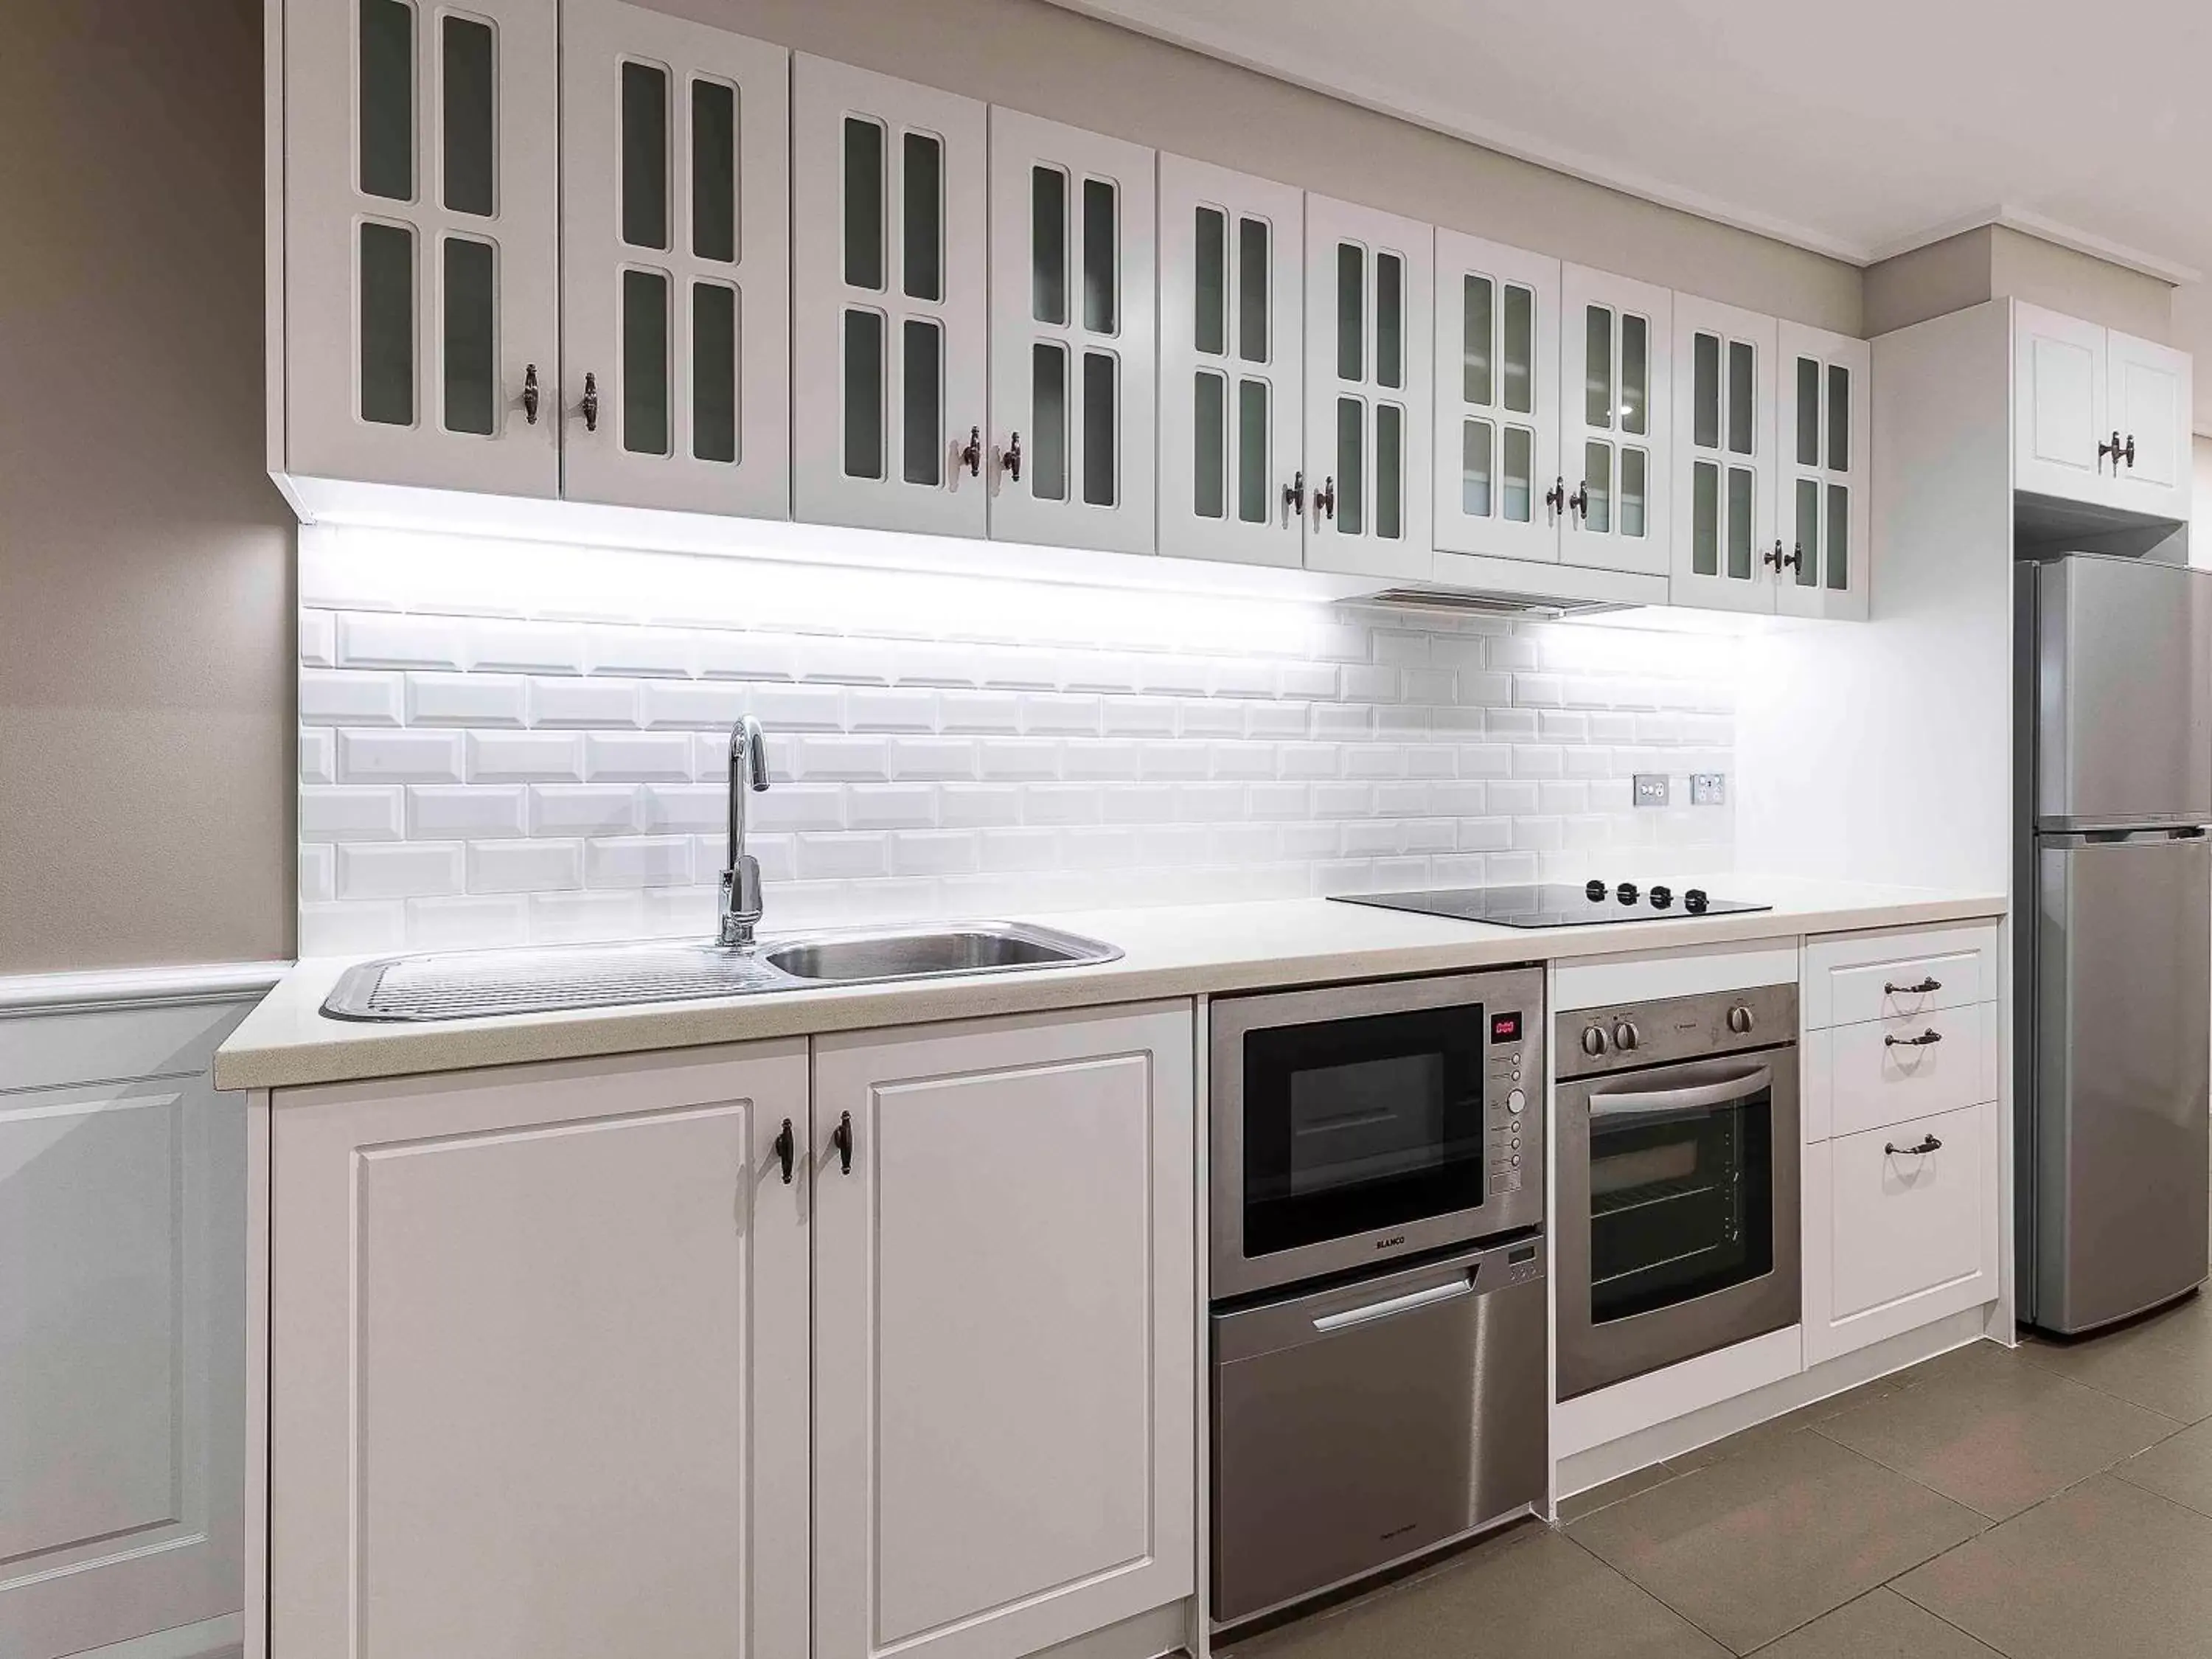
1632 773 1670 808
1691 772 1727 806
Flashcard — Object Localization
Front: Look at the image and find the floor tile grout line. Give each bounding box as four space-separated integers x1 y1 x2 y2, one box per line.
1553 1526 1739 1653
1880 1580 2014 1658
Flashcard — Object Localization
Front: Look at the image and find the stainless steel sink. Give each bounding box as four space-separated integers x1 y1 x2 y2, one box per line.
762 923 1116 984
321 922 1121 1021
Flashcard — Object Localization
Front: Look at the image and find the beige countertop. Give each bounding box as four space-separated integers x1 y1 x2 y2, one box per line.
213 877 2006 1093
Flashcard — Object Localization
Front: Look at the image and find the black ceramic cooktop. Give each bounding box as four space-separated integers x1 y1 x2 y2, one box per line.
1330 880 1771 928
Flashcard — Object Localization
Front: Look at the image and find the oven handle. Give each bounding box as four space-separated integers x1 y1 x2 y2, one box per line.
1588 1065 1773 1121
1310 1273 1475 1333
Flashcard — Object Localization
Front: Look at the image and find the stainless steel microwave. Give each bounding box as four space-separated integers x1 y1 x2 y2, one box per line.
1209 967 1545 1300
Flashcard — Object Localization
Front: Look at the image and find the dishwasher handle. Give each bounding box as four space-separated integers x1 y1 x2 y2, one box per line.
1590 1065 1773 1121
1311 1273 1475 1333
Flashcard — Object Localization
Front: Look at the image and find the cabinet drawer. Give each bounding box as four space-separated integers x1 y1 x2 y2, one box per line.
1803 923 1997 1029
1826 1003 1992 1140
1826 1102 1992 1325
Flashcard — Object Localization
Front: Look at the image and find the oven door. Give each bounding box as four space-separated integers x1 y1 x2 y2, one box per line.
1211 969 1544 1299
1557 1050 1801 1399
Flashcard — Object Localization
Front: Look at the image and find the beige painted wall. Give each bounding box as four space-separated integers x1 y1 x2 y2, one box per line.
0 0 294 976
658 0 1862 333
1865 223 2175 343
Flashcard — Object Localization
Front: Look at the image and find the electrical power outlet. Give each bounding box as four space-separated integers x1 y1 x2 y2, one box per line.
1691 773 1727 806
1632 773 1671 808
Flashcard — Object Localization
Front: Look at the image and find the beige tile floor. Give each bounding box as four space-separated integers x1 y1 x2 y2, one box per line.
1222 1289 2212 1658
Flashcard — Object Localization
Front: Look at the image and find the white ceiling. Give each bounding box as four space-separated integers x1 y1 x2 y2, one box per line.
1048 0 2212 429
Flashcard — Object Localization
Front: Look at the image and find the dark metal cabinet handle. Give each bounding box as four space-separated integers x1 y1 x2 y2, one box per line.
1885 977 1942 995
2124 433 2138 468
1568 482 1589 522
1784 543 1804 572
1762 541 1784 571
580 371 600 433
2099 430 2124 467
1282 469 1306 521
1314 475 1337 522
1545 477 1567 519
773 1118 795 1184
1002 431 1022 483
1885 1029 1944 1048
1885 1133 1944 1156
959 427 984 478
831 1110 854 1175
522 364 540 425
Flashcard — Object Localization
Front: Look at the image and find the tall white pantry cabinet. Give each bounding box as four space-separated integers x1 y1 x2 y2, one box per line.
251 1005 1196 1659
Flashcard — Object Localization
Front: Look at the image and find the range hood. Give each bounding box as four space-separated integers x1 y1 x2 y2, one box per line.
1354 585 1635 621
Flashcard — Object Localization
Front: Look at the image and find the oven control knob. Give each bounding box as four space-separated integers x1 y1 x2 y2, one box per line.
1649 884 1673 909
1616 882 1640 905
1613 1020 1641 1052
1685 887 1710 914
1580 1024 1609 1057
1585 877 1607 902
1728 1004 1755 1035
1507 1088 1527 1114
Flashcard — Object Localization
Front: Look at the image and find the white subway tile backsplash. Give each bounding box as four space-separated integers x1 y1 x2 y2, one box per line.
302 554 1736 948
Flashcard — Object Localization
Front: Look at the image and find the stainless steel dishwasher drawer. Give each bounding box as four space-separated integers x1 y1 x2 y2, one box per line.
1211 1235 1548 1626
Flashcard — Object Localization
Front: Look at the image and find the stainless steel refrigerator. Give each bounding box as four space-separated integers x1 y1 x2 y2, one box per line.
2019 553 2212 1335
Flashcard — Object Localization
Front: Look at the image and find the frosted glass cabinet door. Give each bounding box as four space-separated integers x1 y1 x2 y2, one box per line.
1559 264 1670 577
1668 294 1775 613
986 111 1155 554
282 0 559 495
1432 229 1560 568
559 0 789 518
792 56 987 537
1775 322 1871 621
1303 195 1433 580
1156 155 1304 568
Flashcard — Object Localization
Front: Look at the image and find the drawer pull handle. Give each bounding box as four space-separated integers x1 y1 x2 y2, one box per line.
1885 1029 1944 1048
1885 1133 1944 1157
1885 976 1942 995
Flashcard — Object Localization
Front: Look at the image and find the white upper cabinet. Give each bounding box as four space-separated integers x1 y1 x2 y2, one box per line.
1669 296 1775 613
1560 265 1670 577
1303 196 1433 580
2106 327 2192 516
2014 302 2193 522
1775 323 1871 621
282 0 560 495
1433 232 1562 569
986 112 1157 554
1157 157 1305 568
2014 303 2110 504
792 57 987 536
559 0 788 518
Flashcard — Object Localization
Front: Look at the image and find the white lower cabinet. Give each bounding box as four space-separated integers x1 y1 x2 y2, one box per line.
268 1043 813 1659
812 1004 1196 1659
1804 1101 2000 1366
263 1006 1194 1659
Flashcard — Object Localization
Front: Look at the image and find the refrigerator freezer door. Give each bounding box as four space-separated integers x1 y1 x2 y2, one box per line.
2031 832 2212 1332
2036 556 2212 830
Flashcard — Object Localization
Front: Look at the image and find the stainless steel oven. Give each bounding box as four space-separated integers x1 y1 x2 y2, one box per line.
1209 967 1545 1299
1556 982 1800 1399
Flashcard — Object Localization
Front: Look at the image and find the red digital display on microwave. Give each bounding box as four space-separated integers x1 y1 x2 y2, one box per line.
1490 1012 1523 1044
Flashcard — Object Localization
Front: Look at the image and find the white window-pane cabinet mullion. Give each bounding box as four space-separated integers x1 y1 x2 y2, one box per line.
1560 262 1670 578
987 108 1154 554
1433 227 1559 566
560 0 787 518
1663 291 1768 608
1158 155 1302 569
1775 320 1871 622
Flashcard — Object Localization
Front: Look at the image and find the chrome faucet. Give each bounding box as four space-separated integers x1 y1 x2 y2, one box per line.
717 716 771 948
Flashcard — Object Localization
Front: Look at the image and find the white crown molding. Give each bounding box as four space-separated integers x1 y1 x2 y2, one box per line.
0 959 291 1015
1046 0 2207 287
1035 0 1870 265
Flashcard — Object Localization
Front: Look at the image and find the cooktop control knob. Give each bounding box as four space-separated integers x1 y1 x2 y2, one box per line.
1728 1004 1755 1035
1613 1020 1641 1052
1616 881 1640 905
1684 887 1710 914
1580 1024 1609 1057
1649 884 1674 909
1585 878 1607 902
